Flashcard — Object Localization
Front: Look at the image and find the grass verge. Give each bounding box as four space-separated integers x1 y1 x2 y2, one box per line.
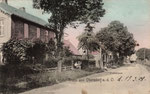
0 66 103 94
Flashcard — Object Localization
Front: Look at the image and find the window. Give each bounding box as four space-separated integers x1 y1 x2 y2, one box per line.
0 20 4 36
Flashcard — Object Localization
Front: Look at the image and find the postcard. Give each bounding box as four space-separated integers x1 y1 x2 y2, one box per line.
0 0 150 94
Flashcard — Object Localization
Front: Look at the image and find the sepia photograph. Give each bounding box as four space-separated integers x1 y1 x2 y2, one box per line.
0 0 150 94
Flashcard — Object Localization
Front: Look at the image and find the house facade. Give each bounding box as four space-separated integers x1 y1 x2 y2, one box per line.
91 49 113 69
0 1 55 63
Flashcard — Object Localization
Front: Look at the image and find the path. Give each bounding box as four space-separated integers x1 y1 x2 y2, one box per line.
21 64 150 94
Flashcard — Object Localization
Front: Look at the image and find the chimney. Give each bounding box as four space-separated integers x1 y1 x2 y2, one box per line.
19 7 26 12
1 0 8 4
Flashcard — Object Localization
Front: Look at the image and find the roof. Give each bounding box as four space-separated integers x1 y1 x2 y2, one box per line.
0 2 48 27
91 51 99 55
64 40 80 55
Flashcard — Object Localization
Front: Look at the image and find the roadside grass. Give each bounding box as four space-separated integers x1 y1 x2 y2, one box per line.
0 62 126 94
0 66 102 94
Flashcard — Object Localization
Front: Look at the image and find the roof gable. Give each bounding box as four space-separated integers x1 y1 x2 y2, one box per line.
0 2 48 26
64 40 80 55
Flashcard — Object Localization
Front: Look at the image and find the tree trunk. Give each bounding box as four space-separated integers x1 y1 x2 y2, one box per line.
56 26 64 72
87 49 89 68
118 55 125 65
112 52 118 65
57 58 62 72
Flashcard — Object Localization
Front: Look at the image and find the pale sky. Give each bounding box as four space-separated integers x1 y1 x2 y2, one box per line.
8 0 150 50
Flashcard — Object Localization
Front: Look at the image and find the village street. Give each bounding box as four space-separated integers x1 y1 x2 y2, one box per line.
21 63 150 94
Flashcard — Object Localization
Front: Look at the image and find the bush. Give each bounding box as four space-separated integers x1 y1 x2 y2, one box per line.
63 57 73 66
46 39 56 56
27 39 47 64
136 48 150 60
2 39 33 65
2 39 48 65
44 57 58 68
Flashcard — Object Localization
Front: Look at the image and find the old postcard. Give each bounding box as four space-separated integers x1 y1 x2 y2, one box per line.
0 0 150 94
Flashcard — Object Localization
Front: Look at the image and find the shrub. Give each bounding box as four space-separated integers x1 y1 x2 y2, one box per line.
44 57 58 68
1 39 33 65
2 39 48 65
27 39 47 64
46 39 56 56
59 46 73 57
63 57 74 66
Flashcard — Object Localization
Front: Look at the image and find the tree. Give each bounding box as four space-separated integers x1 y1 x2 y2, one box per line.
78 24 100 52
136 48 150 60
78 23 99 67
96 21 137 64
33 0 105 52
33 0 105 72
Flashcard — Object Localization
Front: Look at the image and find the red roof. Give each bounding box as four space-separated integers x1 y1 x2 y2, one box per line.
91 51 99 55
64 40 80 55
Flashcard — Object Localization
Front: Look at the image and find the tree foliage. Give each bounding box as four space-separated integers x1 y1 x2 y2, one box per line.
78 24 99 52
136 48 150 60
1 39 33 65
96 21 137 61
27 39 47 64
46 38 56 56
33 0 105 48
60 46 73 57
1 39 55 65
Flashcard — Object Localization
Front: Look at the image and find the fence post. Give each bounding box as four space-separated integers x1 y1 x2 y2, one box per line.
71 60 74 70
57 60 62 72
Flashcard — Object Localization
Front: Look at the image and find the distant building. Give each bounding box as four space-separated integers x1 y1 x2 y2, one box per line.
64 40 80 55
0 1 56 63
130 54 137 63
91 49 113 69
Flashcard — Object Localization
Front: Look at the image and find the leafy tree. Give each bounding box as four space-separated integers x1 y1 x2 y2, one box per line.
136 48 150 60
78 24 100 52
33 0 105 52
33 0 105 72
78 24 99 66
96 21 137 64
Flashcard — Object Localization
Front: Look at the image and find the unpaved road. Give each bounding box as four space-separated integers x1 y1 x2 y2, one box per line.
21 64 150 94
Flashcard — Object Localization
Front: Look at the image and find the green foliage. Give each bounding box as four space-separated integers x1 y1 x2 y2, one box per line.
44 57 58 68
78 32 99 51
96 21 137 58
64 47 73 56
61 46 73 57
27 39 47 64
1 39 51 65
46 39 56 56
136 48 150 60
78 24 100 52
1 39 33 65
33 0 105 51
33 0 105 25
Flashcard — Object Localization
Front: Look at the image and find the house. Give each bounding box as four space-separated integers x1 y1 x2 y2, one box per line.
92 49 113 69
129 54 137 63
64 40 80 55
0 1 55 63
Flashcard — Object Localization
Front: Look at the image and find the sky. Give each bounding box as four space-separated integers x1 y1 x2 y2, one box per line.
8 0 150 50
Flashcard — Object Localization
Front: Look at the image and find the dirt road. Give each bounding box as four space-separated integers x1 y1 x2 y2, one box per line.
21 64 150 94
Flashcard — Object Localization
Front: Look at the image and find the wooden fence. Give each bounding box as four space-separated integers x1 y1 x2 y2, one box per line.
44 66 74 72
